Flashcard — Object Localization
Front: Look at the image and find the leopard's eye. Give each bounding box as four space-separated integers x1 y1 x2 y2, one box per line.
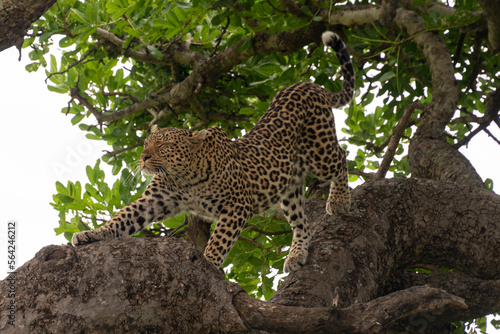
159 142 174 149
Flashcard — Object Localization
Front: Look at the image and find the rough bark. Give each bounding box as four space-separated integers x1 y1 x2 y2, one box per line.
0 0 57 53
477 0 500 53
392 9 485 189
320 4 488 189
1 178 498 333
271 178 500 311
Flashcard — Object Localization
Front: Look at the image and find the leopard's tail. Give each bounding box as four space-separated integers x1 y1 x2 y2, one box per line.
321 31 354 108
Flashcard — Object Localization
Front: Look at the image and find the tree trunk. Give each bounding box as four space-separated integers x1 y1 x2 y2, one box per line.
1 178 498 333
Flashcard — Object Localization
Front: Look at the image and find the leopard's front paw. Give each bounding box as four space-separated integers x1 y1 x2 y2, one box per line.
72 231 101 246
284 249 308 273
326 194 350 215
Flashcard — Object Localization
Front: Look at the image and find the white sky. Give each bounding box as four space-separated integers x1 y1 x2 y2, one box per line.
0 42 499 329
0 45 113 276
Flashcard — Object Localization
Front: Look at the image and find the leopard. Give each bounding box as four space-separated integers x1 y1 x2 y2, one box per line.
72 31 355 273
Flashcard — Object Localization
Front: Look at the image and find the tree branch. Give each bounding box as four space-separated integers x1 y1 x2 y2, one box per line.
453 87 500 149
103 142 143 158
70 86 105 122
373 101 421 181
237 236 273 252
95 28 206 67
477 0 500 52
234 285 466 333
396 271 500 326
249 225 292 236
394 9 459 135
83 24 324 125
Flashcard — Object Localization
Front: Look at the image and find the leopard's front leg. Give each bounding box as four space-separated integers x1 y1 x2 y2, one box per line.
203 204 252 268
72 175 182 246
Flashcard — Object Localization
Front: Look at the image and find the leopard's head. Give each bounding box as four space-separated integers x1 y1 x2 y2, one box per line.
140 125 208 180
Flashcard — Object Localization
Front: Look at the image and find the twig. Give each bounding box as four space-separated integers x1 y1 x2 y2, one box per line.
168 215 189 237
484 127 500 145
453 87 500 149
101 91 138 100
80 214 108 223
265 0 287 14
210 15 231 57
349 169 374 179
45 41 104 84
373 101 423 181
140 228 158 238
70 86 104 124
190 97 208 122
95 27 206 67
103 142 143 158
366 135 392 154
237 236 273 252
249 225 292 236
76 219 91 231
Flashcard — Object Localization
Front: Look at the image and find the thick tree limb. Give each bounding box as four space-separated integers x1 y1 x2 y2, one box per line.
1 178 498 333
477 0 500 53
397 271 500 326
234 285 465 334
393 9 459 136
391 9 485 188
272 178 499 312
0 0 57 53
319 5 381 27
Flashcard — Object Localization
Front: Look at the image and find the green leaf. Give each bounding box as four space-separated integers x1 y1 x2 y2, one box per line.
379 71 396 82
86 165 96 184
175 1 192 9
71 113 85 125
70 8 89 24
119 182 132 204
124 26 141 39
146 45 163 60
211 13 227 26
300 6 314 17
47 84 69 93
57 194 75 204
485 178 494 191
236 37 252 52
112 8 128 20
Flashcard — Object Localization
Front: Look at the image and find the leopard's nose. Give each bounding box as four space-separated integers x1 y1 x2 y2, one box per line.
141 152 151 162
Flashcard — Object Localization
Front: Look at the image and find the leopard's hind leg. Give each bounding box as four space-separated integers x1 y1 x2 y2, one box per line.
325 146 350 215
280 174 311 273
300 130 350 215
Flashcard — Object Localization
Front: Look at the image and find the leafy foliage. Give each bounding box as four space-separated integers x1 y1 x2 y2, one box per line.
25 0 499 314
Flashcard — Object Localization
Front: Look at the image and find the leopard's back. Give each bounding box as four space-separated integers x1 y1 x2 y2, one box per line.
235 32 354 214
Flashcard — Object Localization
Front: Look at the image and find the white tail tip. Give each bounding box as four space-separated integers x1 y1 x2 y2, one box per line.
321 31 337 45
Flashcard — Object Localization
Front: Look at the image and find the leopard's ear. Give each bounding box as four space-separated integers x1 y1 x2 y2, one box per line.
151 124 159 133
188 129 208 146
